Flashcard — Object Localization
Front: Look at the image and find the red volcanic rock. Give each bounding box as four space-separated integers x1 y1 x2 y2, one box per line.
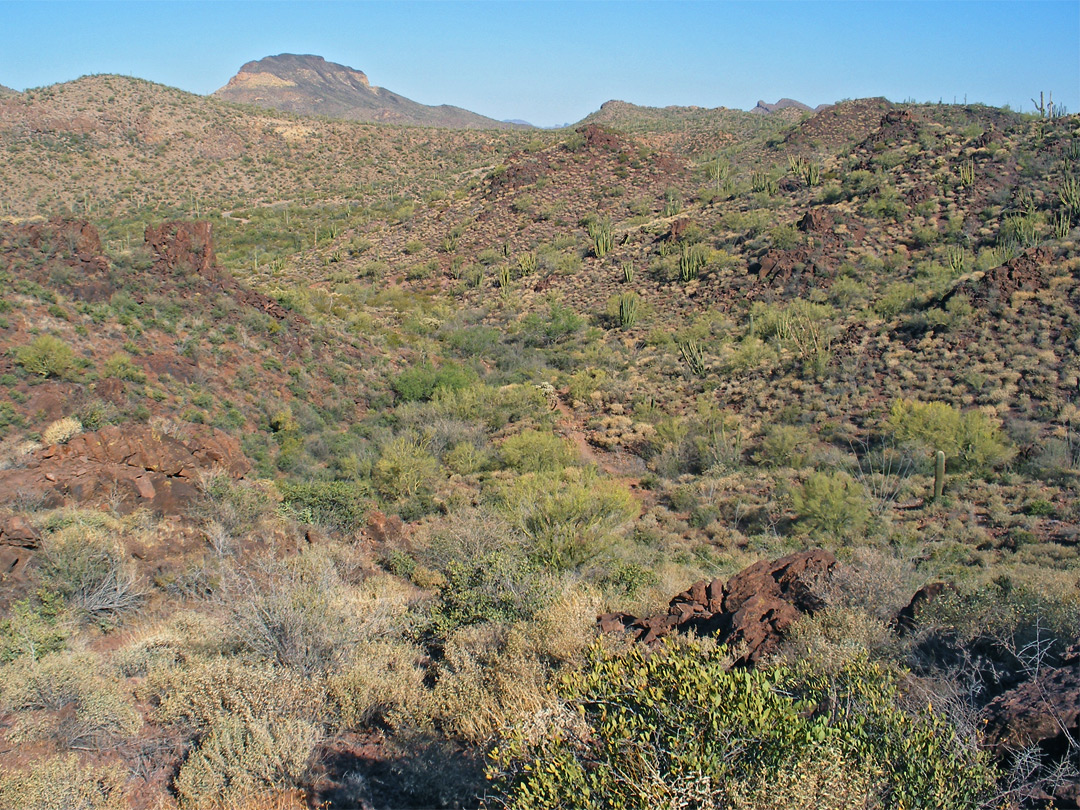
599 549 837 665
797 208 833 234
145 221 218 278
0 424 249 516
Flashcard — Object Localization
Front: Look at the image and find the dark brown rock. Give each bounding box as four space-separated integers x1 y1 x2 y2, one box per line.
144 221 218 278
894 582 956 635
598 550 836 666
981 642 1080 807
797 209 833 234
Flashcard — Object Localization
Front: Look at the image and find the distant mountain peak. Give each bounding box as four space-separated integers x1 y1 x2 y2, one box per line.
750 98 813 115
0 83 19 97
213 53 523 130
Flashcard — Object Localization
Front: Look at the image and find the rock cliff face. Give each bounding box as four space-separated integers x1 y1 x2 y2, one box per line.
213 54 521 130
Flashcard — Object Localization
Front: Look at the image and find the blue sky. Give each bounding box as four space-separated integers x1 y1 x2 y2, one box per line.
1 1 1077 127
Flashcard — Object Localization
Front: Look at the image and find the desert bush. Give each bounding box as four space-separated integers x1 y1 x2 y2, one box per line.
102 352 146 382
173 714 319 810
147 658 325 734
392 362 476 403
490 638 998 809
41 416 82 446
277 479 369 533
0 590 69 662
0 651 141 748
0 754 127 810
224 554 360 675
14 335 75 378
434 623 554 744
499 429 575 473
493 467 639 571
36 529 144 621
790 471 870 540
327 639 429 731
755 424 814 468
431 383 552 431
887 399 1014 472
427 550 549 636
373 436 440 502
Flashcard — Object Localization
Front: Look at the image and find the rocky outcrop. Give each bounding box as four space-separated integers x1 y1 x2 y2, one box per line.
145 220 217 278
599 550 836 665
981 643 1080 808
0 424 248 515
0 515 41 583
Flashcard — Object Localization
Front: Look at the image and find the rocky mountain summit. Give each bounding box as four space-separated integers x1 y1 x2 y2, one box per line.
213 53 520 129
750 97 829 114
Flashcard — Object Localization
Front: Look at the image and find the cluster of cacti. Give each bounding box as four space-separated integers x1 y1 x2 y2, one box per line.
946 246 967 274
621 261 634 284
1053 210 1072 240
709 156 732 193
616 292 640 329
679 243 707 282
497 265 513 288
787 155 821 187
957 158 975 187
663 189 682 217
1031 90 1058 119
679 339 706 376
751 170 779 195
1059 174 1080 224
518 251 537 275
588 218 614 258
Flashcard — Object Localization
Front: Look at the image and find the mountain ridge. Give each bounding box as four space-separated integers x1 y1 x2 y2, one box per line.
212 53 523 130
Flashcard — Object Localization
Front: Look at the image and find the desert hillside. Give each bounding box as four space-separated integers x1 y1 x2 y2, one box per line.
1 69 1078 809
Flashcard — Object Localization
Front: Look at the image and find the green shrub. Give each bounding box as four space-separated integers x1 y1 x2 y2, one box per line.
278 480 369 532
392 362 476 403
500 430 575 473
887 399 1014 472
428 551 548 636
374 437 440 502
791 470 870 540
36 530 144 621
494 468 638 571
0 591 69 663
102 352 146 382
490 639 998 809
14 335 75 378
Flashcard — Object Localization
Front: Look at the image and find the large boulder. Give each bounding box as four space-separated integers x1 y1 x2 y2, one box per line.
599 549 836 665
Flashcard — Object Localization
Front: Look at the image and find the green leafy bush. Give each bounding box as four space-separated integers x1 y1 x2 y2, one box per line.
490 639 998 809
14 335 75 378
392 362 476 403
500 430 575 473
278 480 369 532
887 398 1014 472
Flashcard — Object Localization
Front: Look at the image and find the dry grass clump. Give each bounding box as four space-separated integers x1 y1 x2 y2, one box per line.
327 639 430 731
0 754 127 810
0 651 141 749
41 416 83 446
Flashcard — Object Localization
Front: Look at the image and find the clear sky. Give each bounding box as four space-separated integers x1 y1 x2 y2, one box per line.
1 1 1077 127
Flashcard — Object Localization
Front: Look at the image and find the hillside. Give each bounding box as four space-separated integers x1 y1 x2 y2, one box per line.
0 84 18 98
214 53 522 130
1 75 1079 810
